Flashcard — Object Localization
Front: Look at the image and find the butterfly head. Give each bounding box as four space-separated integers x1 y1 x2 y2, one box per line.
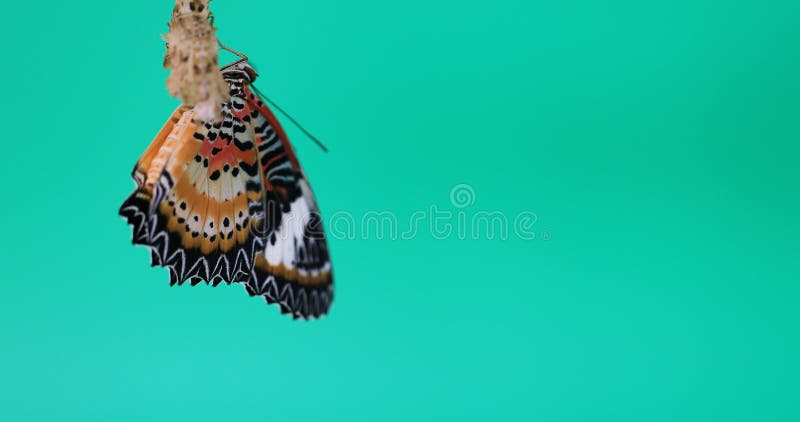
221 61 258 85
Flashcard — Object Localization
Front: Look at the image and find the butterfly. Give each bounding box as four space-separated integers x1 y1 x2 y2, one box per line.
119 60 333 319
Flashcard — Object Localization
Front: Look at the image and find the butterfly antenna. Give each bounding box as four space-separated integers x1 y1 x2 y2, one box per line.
251 84 329 153
217 40 249 70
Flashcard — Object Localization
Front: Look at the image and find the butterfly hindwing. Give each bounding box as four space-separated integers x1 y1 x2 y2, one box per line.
120 104 266 286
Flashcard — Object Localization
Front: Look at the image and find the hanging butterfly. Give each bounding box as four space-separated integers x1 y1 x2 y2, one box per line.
119 51 333 319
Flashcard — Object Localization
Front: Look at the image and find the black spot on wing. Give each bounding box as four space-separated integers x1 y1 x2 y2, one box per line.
240 161 259 177
234 137 254 151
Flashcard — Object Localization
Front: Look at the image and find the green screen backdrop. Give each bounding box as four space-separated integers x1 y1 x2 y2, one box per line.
1 1 798 420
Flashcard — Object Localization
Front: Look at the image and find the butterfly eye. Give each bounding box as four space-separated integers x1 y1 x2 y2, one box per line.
244 65 259 81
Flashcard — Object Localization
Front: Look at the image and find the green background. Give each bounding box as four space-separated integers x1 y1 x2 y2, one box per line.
1 0 798 420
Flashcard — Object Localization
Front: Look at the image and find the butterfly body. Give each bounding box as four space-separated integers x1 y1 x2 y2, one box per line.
120 62 333 319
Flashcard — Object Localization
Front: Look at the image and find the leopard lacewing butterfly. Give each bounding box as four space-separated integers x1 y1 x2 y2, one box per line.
119 60 333 319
